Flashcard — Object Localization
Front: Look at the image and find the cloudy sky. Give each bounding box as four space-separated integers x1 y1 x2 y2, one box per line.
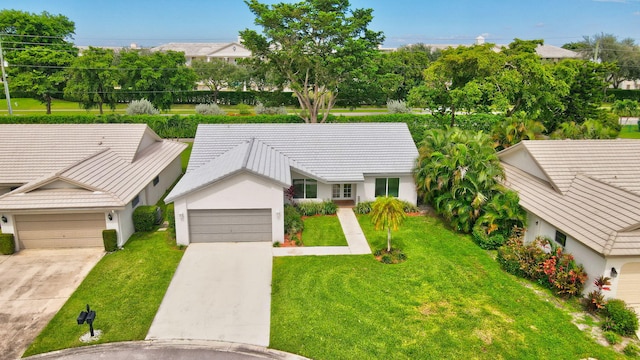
5 0 640 47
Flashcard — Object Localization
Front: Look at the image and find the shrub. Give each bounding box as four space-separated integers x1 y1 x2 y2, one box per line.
255 103 288 115
601 299 639 336
387 100 411 114
126 99 159 115
296 200 337 216
623 343 639 357
284 204 303 235
355 201 373 214
0 233 15 255
400 200 419 213
166 203 176 239
497 236 587 298
132 205 160 232
102 229 117 252
236 104 252 115
602 331 620 345
472 224 506 250
195 103 226 115
583 276 611 314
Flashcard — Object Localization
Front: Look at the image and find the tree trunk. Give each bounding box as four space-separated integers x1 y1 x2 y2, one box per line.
450 104 456 127
387 228 391 252
45 95 52 115
98 102 104 115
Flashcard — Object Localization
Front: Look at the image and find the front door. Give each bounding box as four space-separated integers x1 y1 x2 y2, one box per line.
332 184 353 200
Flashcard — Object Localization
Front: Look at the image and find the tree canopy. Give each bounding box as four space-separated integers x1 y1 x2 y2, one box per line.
240 0 384 123
192 59 248 102
65 47 119 114
0 10 77 113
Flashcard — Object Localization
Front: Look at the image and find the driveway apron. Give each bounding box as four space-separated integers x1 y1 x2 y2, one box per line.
147 242 273 347
0 248 104 360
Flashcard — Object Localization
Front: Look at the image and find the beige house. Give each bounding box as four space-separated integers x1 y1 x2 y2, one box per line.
150 42 252 66
499 140 640 308
0 124 186 250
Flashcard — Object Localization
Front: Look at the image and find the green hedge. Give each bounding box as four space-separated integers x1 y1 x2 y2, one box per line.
284 204 304 236
1 113 504 146
0 233 15 255
601 299 639 336
295 200 337 216
607 89 640 102
132 206 161 232
102 229 118 252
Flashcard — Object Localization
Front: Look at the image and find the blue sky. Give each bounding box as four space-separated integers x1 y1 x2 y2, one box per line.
4 0 640 47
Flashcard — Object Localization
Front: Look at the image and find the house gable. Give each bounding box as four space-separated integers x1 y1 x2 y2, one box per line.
498 144 550 185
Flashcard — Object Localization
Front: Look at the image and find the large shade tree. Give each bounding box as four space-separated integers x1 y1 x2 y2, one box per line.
191 59 248 102
0 10 77 114
240 0 384 123
65 47 119 114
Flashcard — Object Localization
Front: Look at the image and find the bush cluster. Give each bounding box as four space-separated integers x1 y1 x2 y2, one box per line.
0 233 15 255
472 225 507 250
355 200 418 215
166 203 176 239
295 200 337 216
126 99 159 115
497 236 587 298
284 204 303 236
255 103 288 115
195 103 226 115
102 229 117 252
601 299 639 336
132 205 162 232
386 100 411 114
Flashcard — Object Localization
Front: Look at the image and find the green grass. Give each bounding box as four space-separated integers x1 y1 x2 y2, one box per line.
619 125 640 139
270 215 622 360
301 215 348 246
22 231 184 357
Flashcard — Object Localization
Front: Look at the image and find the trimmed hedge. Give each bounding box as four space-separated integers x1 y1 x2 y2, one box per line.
354 200 419 215
295 200 338 216
0 233 15 255
102 229 118 252
607 89 640 102
132 205 161 232
0 113 504 146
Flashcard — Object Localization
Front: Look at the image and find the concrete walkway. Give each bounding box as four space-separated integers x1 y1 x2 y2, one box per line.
147 243 272 347
272 207 371 257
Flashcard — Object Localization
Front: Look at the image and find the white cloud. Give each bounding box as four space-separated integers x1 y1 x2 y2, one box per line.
535 22 545 28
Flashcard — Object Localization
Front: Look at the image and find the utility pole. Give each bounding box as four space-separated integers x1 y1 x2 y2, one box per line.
0 36 13 115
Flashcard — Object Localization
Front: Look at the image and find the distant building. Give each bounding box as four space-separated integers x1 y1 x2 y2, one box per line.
150 42 252 65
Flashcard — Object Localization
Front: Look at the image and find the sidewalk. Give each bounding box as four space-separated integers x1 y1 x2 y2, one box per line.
272 207 371 257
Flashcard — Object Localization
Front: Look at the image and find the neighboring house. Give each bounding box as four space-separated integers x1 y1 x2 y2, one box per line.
165 123 418 245
0 124 186 250
498 140 640 307
150 42 252 66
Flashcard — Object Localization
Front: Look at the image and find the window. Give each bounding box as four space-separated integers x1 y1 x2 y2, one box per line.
293 179 317 199
343 184 352 198
375 178 400 197
332 184 341 198
555 231 567 247
132 195 140 208
153 176 160 186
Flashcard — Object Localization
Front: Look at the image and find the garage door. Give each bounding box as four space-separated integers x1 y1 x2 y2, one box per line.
188 209 272 243
15 213 105 249
617 262 640 306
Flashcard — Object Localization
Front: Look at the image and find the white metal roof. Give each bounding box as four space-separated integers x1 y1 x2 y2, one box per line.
167 123 418 201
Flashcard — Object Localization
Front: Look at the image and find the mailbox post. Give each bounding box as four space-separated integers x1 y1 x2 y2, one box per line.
77 304 96 337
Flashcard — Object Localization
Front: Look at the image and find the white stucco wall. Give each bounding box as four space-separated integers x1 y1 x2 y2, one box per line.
173 171 284 246
524 212 607 295
604 257 640 301
144 157 182 206
362 175 417 205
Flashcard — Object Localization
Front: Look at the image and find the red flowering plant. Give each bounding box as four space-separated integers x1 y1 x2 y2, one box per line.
584 275 612 314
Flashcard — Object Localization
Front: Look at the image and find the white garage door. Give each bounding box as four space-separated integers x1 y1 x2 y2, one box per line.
15 213 105 249
617 262 640 307
188 209 272 243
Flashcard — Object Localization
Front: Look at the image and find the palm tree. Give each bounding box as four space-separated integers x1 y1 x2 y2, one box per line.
492 112 546 151
370 196 406 252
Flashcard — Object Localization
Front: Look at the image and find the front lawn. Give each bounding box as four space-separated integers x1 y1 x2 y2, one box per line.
23 231 184 357
619 124 640 139
270 215 621 359
301 215 348 246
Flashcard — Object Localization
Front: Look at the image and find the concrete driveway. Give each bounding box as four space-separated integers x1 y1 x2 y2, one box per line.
147 242 273 347
0 248 104 360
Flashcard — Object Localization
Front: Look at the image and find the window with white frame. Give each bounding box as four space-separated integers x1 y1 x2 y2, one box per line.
375 178 399 197
343 184 352 198
332 184 341 198
293 179 317 199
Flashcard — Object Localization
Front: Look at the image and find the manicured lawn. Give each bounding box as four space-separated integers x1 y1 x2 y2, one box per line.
270 215 621 360
619 125 640 139
23 231 184 357
301 215 348 246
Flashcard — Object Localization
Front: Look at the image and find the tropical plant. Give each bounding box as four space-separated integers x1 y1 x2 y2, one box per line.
550 120 618 139
414 128 504 232
601 299 639 336
492 113 545 151
584 275 611 314
472 189 527 249
370 196 406 252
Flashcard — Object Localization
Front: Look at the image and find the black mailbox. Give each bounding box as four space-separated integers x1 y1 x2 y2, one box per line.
77 311 88 325
77 304 97 337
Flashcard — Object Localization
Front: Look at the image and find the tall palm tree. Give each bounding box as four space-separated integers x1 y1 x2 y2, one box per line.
370 196 406 252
